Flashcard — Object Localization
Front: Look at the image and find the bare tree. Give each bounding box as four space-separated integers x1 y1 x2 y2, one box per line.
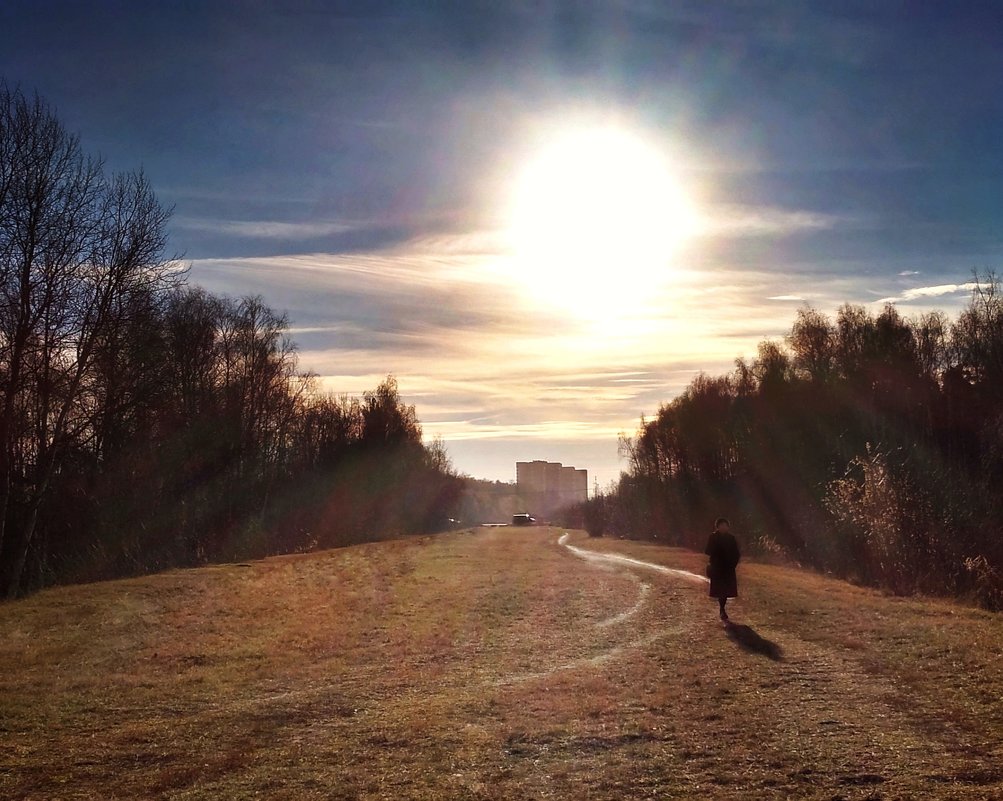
0 85 102 575
788 307 836 383
0 85 462 596
0 86 176 595
953 270 1003 391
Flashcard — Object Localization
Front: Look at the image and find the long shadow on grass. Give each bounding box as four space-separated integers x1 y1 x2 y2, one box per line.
725 622 783 660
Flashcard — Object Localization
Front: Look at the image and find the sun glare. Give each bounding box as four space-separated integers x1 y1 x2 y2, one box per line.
506 126 697 317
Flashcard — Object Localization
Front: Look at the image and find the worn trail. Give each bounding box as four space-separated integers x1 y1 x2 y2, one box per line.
558 531 709 585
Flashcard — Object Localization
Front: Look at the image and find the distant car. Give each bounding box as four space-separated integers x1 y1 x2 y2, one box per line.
511 513 536 526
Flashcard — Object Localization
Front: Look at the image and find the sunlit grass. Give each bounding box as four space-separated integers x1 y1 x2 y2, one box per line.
1 528 1001 799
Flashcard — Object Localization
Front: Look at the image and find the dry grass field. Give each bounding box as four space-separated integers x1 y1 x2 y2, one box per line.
1 526 1002 800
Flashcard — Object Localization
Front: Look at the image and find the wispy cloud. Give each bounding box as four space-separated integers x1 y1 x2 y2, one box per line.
187 228 976 484
174 217 369 240
699 204 847 237
876 283 976 304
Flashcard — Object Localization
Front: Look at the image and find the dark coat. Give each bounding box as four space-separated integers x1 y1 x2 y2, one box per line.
705 530 740 599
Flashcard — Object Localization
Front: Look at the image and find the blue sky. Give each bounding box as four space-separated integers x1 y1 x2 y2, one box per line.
3 1 1001 485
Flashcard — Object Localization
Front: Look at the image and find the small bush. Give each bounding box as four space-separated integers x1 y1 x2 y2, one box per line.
963 555 1003 611
582 496 607 537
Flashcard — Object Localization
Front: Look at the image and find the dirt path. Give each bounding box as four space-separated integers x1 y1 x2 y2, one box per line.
559 530 709 585
1 527 1001 800
551 531 1003 799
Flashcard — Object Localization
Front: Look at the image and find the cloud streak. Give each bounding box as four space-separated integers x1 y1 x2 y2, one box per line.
876 283 977 305
186 224 979 484
174 217 369 240
698 204 848 237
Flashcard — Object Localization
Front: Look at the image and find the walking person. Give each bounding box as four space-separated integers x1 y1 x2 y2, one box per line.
705 517 740 621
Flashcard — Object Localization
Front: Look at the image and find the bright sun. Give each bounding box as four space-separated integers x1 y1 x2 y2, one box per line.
506 126 697 317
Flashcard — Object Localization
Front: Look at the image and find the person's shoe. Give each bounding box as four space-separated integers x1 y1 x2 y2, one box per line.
720 610 729 621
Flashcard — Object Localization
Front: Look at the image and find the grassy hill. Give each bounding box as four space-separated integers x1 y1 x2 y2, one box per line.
2 527 1001 800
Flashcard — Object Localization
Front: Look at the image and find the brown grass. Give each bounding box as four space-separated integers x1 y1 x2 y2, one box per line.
1 527 1001 799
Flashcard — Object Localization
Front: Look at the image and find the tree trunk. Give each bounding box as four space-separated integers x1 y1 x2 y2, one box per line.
5 491 41 598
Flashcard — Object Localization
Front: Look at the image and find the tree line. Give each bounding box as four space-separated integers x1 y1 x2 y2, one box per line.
577 277 1003 610
0 84 461 597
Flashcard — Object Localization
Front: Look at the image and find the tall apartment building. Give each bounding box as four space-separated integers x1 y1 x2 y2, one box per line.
515 460 588 516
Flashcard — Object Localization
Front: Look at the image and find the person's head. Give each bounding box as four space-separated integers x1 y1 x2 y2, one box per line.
714 517 730 533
